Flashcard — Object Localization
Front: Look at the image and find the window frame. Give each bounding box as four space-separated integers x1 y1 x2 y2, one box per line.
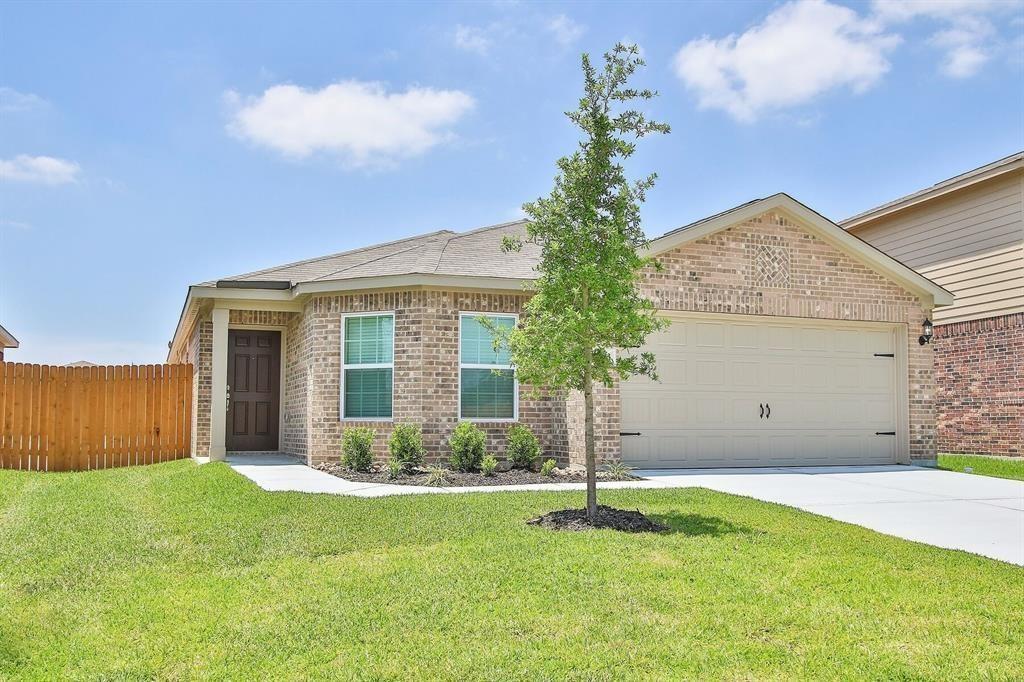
339 311 395 421
458 312 519 422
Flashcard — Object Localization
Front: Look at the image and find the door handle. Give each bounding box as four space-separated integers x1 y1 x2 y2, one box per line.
766 403 771 419
759 403 764 419
226 384 231 412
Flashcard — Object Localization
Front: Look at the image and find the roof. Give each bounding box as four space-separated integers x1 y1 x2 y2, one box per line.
841 151 1024 230
170 195 955 361
203 219 537 286
0 323 18 349
646 193 955 308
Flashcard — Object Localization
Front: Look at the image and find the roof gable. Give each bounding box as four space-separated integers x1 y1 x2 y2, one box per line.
647 193 954 308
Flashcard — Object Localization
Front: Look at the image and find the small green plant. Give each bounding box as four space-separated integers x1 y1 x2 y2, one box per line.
481 455 498 477
603 459 635 480
506 424 541 469
540 458 557 477
386 458 405 480
449 421 486 472
341 427 375 472
425 465 450 487
388 423 424 470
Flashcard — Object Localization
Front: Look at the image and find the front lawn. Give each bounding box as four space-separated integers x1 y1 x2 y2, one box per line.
938 453 1024 482
1 462 1020 679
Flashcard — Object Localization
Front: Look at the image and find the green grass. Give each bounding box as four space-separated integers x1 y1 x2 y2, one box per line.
1 462 1021 680
938 453 1024 482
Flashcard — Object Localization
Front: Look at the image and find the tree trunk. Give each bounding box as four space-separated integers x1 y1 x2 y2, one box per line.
583 363 598 522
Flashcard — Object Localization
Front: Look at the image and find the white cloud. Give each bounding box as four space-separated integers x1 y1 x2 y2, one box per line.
673 0 899 122
872 0 1020 78
0 87 47 113
454 24 493 55
0 155 81 184
0 218 32 231
546 14 585 47
225 81 476 169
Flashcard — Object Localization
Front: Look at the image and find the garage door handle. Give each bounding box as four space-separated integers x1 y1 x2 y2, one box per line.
620 432 641 436
875 431 896 436
759 404 764 419
765 403 770 419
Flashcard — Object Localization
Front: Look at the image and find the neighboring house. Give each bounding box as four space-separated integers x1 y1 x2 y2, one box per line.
168 193 952 469
66 361 99 368
842 153 1023 457
0 324 18 361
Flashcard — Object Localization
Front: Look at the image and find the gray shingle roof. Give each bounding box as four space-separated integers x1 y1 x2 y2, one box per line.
202 219 539 286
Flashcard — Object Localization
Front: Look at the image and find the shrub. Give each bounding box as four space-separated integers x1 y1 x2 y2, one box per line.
540 458 557 477
603 459 635 480
388 424 424 470
481 455 498 477
449 421 486 472
341 427 375 472
386 459 405 480
425 465 450 487
506 424 541 469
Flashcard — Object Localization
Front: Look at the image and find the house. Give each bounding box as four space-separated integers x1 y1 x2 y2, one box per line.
0 324 18 361
168 193 952 469
842 153 1023 457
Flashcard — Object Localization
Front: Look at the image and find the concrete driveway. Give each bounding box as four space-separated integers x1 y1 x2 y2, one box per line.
637 465 1024 566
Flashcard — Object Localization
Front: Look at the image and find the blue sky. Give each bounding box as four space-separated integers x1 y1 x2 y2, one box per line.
1 0 1022 364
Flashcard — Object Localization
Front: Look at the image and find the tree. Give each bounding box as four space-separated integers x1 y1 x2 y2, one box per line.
503 43 669 522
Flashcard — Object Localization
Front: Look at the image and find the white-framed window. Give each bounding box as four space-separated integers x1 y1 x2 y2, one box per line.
340 312 394 420
459 313 517 421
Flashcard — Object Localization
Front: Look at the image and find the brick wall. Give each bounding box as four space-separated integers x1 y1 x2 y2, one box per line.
188 318 212 457
934 312 1023 456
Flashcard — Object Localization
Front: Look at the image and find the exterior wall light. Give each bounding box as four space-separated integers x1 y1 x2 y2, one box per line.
918 319 934 345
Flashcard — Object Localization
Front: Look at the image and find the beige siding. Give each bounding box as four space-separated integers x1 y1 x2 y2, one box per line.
851 171 1024 324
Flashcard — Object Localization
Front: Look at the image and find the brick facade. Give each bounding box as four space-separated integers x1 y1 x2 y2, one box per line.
934 312 1023 457
183 209 938 466
293 290 569 466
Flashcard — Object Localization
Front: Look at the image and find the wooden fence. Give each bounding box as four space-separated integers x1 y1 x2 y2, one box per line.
0 363 193 471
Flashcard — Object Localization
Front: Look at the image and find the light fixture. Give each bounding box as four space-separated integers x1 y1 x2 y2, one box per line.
918 319 934 346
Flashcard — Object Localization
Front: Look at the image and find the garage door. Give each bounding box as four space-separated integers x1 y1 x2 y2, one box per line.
620 315 901 468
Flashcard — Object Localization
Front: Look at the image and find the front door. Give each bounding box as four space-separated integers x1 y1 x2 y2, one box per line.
227 329 281 452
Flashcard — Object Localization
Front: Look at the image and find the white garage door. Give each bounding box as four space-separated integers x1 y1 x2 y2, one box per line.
620 315 901 468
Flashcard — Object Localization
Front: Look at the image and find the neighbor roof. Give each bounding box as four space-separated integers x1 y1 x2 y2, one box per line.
841 151 1024 230
204 219 538 286
0 323 18 349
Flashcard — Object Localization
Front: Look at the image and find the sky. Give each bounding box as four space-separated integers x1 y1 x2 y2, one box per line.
1 0 1022 365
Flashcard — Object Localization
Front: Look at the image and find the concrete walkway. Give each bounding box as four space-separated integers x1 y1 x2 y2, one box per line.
225 454 1024 566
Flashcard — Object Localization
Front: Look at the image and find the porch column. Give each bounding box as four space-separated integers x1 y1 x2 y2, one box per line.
209 307 229 461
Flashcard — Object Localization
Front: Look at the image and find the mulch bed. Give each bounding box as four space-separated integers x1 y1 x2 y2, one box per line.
527 505 669 533
314 462 638 487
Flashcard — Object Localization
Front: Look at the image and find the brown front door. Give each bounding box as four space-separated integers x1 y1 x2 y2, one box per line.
227 329 281 452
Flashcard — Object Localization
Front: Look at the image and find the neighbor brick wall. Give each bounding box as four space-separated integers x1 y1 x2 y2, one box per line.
934 312 1023 457
621 209 937 463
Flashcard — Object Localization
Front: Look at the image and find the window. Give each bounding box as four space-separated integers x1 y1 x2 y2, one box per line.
459 313 517 420
341 313 394 419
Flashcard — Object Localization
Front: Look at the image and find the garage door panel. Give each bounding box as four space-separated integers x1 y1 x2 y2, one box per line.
696 360 725 385
800 327 829 352
621 315 900 468
695 322 726 347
